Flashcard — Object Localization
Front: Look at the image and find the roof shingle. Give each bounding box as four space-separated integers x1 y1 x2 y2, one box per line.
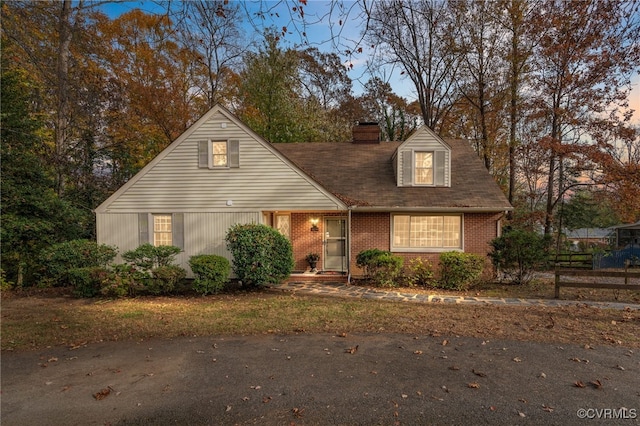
273 139 511 211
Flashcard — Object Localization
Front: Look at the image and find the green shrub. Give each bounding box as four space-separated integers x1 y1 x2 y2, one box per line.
38 240 117 286
489 228 550 285
101 264 140 298
406 257 435 287
225 224 293 287
146 265 186 295
0 269 14 291
122 243 181 272
438 251 484 290
189 254 230 295
68 267 109 298
356 249 388 278
356 249 403 287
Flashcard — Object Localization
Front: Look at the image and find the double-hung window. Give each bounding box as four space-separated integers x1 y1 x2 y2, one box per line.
198 140 239 169
153 214 173 246
414 152 433 185
138 213 184 249
392 214 462 251
211 141 228 167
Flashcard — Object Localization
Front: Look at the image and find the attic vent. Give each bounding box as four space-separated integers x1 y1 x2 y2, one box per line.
352 122 380 144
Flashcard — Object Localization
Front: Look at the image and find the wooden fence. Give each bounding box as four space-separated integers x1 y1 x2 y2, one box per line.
548 252 593 269
554 266 640 298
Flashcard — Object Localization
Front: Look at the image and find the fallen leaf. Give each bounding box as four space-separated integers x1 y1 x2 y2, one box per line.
262 396 272 403
93 386 113 400
226 405 231 412
615 365 625 370
291 407 304 418
518 411 526 417
345 345 359 354
472 369 487 377
401 394 408 399
442 339 448 346
448 366 460 371
512 357 522 362
574 381 586 388
337 332 347 338
542 404 554 412
467 382 480 388
589 380 603 389
48 357 58 363
414 350 423 355
539 372 547 378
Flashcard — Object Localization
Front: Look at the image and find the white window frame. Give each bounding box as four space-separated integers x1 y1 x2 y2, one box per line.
210 140 228 168
153 214 173 247
414 151 434 186
391 214 463 252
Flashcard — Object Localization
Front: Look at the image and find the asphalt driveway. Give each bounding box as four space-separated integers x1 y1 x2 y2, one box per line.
2 333 639 425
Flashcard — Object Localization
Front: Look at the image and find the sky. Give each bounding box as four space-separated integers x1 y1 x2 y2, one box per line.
100 0 640 126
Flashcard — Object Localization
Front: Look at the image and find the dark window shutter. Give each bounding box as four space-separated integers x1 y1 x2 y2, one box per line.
138 213 149 245
435 151 446 186
173 213 184 249
198 140 209 168
229 140 239 168
402 150 413 186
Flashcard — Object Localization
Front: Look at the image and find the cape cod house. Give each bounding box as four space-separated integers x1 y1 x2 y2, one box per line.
95 104 512 280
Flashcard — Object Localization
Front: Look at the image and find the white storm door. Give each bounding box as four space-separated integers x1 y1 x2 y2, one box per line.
324 218 346 271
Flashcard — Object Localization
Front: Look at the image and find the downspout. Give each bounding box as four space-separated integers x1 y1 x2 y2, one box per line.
347 207 353 284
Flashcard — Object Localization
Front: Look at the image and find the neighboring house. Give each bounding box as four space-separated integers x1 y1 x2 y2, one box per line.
565 228 614 250
95 104 512 279
612 221 640 249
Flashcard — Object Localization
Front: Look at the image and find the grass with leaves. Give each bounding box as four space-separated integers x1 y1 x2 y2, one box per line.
2 288 639 352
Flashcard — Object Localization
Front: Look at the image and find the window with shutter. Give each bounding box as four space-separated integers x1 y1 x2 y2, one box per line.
139 213 184 249
198 140 239 169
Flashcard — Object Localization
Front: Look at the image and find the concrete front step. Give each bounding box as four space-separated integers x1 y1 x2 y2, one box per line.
288 272 348 283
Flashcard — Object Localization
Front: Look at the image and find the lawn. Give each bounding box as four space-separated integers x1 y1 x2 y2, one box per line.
2 281 639 352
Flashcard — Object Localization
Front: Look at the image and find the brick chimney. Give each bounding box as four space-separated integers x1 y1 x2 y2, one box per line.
352 122 380 144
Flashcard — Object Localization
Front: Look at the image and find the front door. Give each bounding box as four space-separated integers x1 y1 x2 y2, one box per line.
324 218 347 271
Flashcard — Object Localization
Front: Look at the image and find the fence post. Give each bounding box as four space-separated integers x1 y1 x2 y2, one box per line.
554 264 560 298
625 260 629 286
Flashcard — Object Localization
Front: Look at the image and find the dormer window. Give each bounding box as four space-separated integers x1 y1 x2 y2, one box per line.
414 152 433 185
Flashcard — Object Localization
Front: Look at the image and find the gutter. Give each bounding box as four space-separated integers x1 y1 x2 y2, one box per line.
351 206 514 213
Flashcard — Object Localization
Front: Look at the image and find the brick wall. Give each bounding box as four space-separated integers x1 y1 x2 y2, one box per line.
349 211 502 277
290 211 503 275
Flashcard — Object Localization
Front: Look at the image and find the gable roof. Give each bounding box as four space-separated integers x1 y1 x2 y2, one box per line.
273 138 512 212
95 104 346 213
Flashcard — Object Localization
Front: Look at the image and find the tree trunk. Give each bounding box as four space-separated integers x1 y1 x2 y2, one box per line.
55 0 72 196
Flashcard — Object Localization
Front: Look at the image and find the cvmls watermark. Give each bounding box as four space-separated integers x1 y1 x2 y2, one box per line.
577 408 637 420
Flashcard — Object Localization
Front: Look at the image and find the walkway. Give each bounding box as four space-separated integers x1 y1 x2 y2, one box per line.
268 280 640 311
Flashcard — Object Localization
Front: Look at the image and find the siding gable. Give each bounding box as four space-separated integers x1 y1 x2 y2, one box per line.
96 105 344 213
397 126 451 187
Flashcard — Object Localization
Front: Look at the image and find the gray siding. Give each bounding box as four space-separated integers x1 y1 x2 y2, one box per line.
97 211 261 277
98 110 341 213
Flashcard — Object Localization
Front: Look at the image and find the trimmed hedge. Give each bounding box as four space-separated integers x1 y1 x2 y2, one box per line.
438 251 484 290
356 249 403 287
225 224 293 287
189 254 230 295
